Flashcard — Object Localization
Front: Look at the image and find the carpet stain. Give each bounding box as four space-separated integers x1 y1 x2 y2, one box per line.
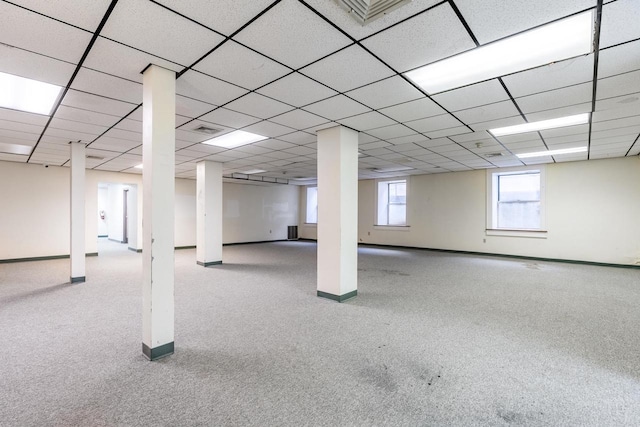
496 409 525 424
524 262 541 270
359 364 398 393
358 268 410 276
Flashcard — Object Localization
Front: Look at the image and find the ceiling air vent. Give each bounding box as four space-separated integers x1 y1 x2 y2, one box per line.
192 125 225 136
334 0 412 25
486 152 504 158
86 155 104 160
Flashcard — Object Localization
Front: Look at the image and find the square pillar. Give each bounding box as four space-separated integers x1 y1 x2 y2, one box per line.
196 161 223 266
316 126 358 302
70 141 86 283
141 65 176 361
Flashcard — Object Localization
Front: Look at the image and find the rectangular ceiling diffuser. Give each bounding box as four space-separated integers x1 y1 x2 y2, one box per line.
334 0 411 25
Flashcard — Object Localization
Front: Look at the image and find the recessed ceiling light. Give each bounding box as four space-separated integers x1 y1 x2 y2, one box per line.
405 11 594 94
0 142 32 155
0 71 62 115
489 113 589 137
134 164 143 169
371 166 414 172
242 169 267 174
517 146 587 159
202 130 268 148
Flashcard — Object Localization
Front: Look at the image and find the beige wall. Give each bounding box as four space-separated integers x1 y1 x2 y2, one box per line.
301 156 640 265
0 161 300 260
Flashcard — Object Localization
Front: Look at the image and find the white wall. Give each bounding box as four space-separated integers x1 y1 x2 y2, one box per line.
223 182 299 243
107 183 125 242
354 157 640 265
0 161 300 260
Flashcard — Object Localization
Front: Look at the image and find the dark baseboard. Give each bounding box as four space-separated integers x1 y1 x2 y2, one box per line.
317 289 357 302
175 245 196 250
197 260 222 267
128 247 142 253
142 342 174 361
70 276 86 283
223 239 288 246
0 253 98 264
98 235 108 238
108 238 126 243
358 243 640 270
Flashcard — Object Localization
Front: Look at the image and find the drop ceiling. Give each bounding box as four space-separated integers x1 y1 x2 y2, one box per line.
0 0 638 182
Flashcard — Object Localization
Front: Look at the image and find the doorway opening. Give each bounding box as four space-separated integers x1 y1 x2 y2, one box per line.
97 182 139 254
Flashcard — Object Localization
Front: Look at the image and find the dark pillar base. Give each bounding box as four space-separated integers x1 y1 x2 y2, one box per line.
197 260 222 267
317 289 357 302
70 276 85 283
142 342 174 361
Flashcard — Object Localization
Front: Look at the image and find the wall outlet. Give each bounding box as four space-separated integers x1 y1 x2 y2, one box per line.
483 238 486 243
368 231 370 236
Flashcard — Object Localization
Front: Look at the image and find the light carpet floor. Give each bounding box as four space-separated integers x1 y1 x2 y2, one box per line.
1 240 639 426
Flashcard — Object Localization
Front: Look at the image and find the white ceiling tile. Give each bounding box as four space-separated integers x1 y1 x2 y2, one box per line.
253 139 298 151
366 124 416 140
591 115 640 132
0 120 43 137
257 73 337 108
455 0 596 44
503 54 594 98
10 0 112 31
225 93 294 119
378 98 445 123
0 44 75 87
269 110 327 130
102 0 224 66
386 135 429 146
154 0 274 36
405 114 462 133
55 105 120 128
424 126 472 139
592 125 640 140
599 0 640 48
433 79 509 111
89 136 142 152
84 37 183 83
175 95 215 119
361 3 476 72
0 153 28 163
0 2 92 63
454 101 521 124
176 70 248 106
302 95 371 121
0 108 48 127
345 76 423 109
242 121 295 138
599 39 640 81
200 108 261 129
597 70 640 100
276 131 316 145
233 0 352 69
282 145 316 156
515 82 592 114
102 128 142 143
114 119 143 134
300 44 394 92
194 41 291 90
338 111 396 130
595 95 640 117
71 68 143 104
540 124 589 138
49 117 108 137
44 126 99 143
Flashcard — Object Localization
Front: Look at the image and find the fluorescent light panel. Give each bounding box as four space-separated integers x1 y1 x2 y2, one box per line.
373 166 414 172
202 130 268 148
489 113 589 136
242 169 266 174
0 141 32 155
405 11 594 94
517 146 587 159
0 72 62 115
134 164 143 169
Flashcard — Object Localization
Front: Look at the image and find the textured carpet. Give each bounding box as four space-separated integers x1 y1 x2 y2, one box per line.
1 240 639 426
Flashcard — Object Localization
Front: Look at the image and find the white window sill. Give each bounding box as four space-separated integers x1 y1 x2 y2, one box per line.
486 229 548 239
373 225 411 231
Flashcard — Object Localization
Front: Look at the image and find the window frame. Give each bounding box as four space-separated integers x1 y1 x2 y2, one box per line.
375 177 409 228
486 166 547 238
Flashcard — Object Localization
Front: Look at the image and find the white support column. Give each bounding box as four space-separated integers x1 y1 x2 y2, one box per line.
316 126 358 302
196 161 223 267
141 65 176 361
70 141 86 283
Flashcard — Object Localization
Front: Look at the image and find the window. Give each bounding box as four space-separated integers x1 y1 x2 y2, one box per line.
305 186 318 224
377 179 407 226
488 167 545 232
